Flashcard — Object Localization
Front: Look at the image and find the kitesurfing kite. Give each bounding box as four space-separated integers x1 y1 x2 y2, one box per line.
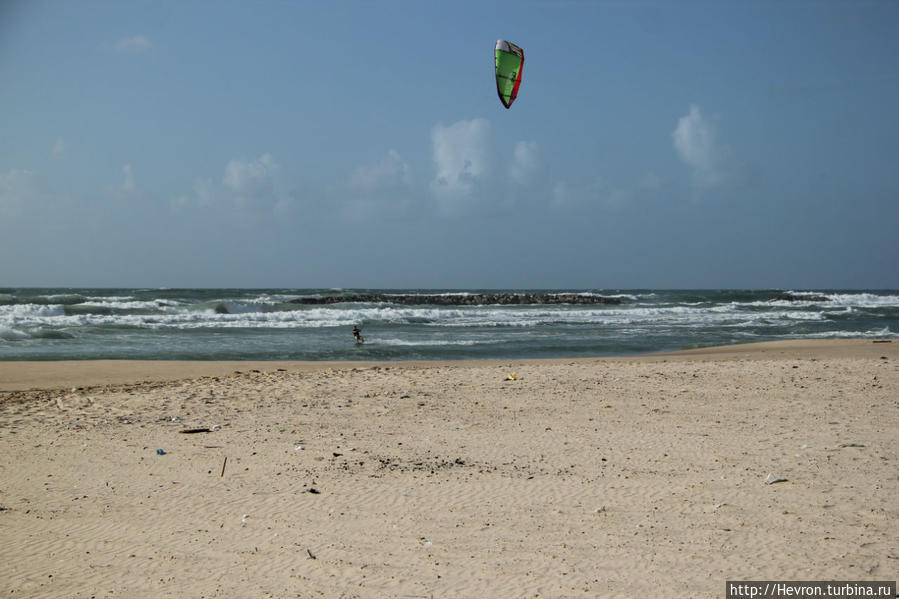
494 40 524 109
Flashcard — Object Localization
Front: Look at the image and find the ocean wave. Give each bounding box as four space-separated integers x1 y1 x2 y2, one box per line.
0 303 66 320
63 303 165 317
84 294 137 302
27 294 87 305
185 300 230 314
592 293 640 301
2 288 896 360
0 326 30 341
83 297 168 309
29 328 76 340
0 301 843 331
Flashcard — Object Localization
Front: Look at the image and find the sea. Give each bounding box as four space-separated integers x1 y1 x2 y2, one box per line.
1 289 897 362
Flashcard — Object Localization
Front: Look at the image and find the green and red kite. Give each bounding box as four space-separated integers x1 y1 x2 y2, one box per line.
495 40 524 109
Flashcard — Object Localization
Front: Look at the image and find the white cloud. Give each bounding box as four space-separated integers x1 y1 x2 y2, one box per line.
122 164 136 193
223 153 279 207
349 149 411 194
551 181 573 209
341 149 413 221
639 171 663 190
427 120 544 214
105 164 142 202
172 178 214 212
191 178 216 208
509 141 538 185
550 177 632 211
115 35 151 52
430 118 490 199
672 104 733 189
0 169 40 216
223 153 278 191
174 154 294 216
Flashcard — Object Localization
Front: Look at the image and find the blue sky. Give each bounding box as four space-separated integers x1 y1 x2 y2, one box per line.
2 0 898 289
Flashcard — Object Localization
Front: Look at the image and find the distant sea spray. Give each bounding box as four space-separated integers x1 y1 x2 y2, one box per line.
1 289 897 361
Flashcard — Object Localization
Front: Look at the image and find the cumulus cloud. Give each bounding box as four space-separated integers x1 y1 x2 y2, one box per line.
509 141 538 185
190 178 216 208
175 154 295 216
430 119 490 199
115 35 151 52
672 104 738 189
105 164 143 203
222 153 286 210
340 149 413 221
223 154 277 189
550 177 633 211
349 149 411 194
551 181 573 209
427 119 543 214
0 169 40 216
639 171 663 191
121 164 136 193
172 178 214 212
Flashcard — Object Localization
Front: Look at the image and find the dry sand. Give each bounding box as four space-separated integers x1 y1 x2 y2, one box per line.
0 340 896 598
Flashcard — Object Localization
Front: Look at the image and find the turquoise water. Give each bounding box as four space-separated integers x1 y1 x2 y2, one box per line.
1 288 897 361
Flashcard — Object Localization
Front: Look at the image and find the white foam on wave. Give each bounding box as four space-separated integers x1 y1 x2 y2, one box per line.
772 291 899 308
801 327 896 339
231 293 298 306
780 310 828 321
85 294 136 302
82 298 171 311
377 337 496 347
823 293 899 308
0 303 66 324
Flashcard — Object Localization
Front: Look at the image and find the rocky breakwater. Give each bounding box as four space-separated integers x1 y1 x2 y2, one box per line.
289 293 622 306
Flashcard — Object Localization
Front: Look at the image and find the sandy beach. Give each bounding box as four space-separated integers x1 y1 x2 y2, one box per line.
1 339 896 598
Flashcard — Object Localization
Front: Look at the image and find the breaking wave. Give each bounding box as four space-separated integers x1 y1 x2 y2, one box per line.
1 288 896 360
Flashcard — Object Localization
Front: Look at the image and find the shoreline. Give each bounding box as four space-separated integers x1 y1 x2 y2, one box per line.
0 339 894 394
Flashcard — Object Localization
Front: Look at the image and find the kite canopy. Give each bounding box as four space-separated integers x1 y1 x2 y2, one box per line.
495 40 524 109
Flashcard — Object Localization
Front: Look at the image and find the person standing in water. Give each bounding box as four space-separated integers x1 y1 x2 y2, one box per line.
352 325 364 344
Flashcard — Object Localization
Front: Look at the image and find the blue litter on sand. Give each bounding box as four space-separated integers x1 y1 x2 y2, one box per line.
156 449 166 455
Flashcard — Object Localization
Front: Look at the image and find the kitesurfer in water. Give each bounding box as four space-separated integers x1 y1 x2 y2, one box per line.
352 325 364 344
